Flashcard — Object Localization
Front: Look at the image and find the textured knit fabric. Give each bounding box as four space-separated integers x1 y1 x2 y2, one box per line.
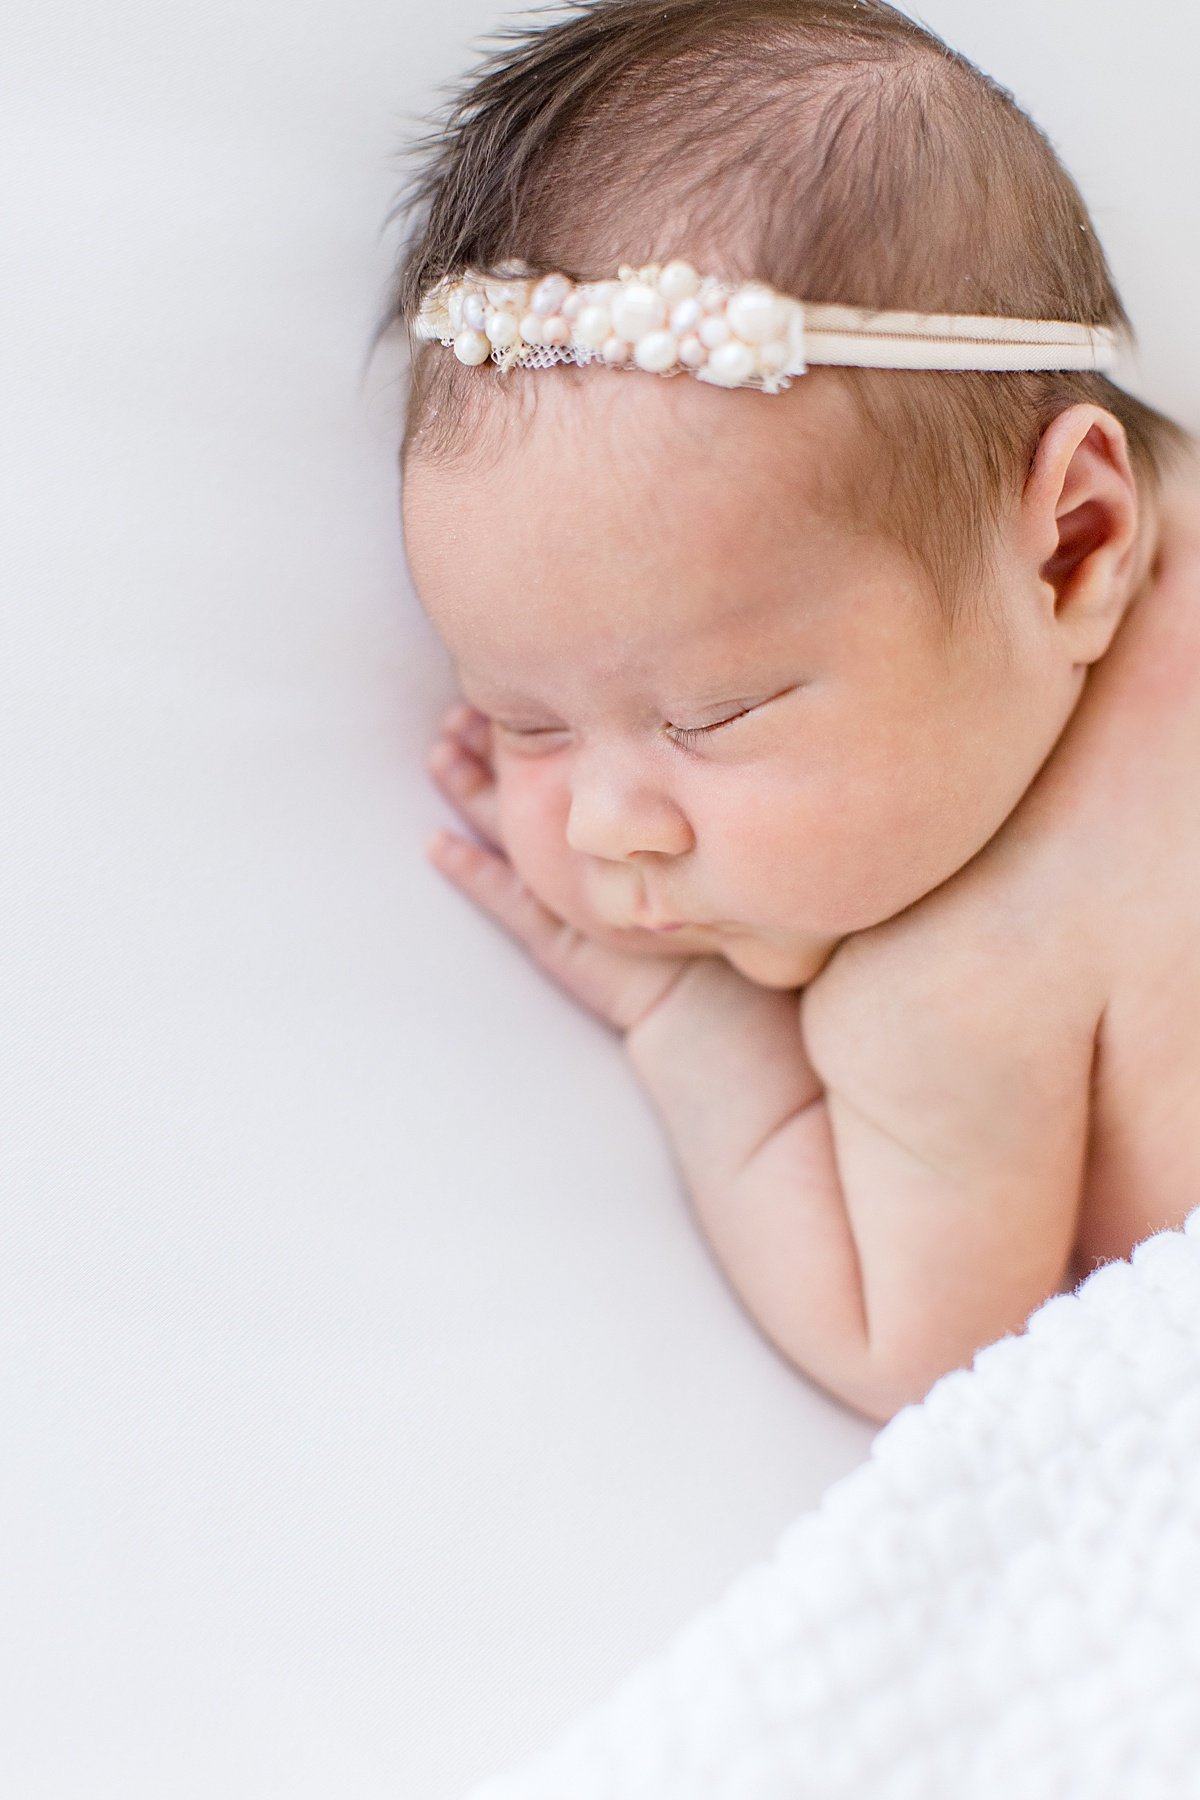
466 1210 1200 1800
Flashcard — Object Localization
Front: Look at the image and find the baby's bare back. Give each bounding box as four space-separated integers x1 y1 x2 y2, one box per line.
806 452 1200 1288
1054 465 1200 1273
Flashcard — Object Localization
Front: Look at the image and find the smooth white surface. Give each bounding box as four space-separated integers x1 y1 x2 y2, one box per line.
2 2 1195 1795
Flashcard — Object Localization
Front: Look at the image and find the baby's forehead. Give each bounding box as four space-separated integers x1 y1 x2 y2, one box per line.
406 365 919 682
414 366 865 595
445 520 901 721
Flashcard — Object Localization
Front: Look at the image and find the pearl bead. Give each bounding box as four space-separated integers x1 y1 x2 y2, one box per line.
463 292 487 332
572 303 612 349
531 273 571 317
519 311 545 344
699 279 727 312
485 310 519 348
633 329 678 373
698 315 731 350
669 296 702 335
726 284 788 345
601 335 631 365
757 338 790 372
610 283 667 340
448 289 465 332
453 329 492 366
700 340 757 386
541 314 570 345
617 264 636 281
483 279 525 311
678 334 708 367
658 259 700 302
560 291 582 320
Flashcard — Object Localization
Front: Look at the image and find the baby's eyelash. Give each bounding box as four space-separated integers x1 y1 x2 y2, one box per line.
668 707 754 748
494 689 792 748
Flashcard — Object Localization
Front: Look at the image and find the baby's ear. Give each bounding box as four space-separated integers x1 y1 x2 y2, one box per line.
1021 403 1142 665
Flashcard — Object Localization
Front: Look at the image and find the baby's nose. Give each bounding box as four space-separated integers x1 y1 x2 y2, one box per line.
564 760 694 862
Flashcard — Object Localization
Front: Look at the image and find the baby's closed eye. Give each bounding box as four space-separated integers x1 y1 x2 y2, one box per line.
665 682 807 747
491 683 803 754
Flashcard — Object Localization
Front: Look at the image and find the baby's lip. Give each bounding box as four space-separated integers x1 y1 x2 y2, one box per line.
636 911 708 931
603 908 692 932
601 892 713 932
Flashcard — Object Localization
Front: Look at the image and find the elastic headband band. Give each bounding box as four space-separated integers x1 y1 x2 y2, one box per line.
412 258 1122 393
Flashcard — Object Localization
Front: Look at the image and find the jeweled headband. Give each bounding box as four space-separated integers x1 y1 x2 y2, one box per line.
412 257 1122 393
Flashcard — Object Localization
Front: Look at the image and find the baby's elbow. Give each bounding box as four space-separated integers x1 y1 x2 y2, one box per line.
826 1366 938 1427
824 1336 975 1426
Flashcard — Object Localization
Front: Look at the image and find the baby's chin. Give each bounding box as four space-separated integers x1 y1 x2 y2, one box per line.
610 919 840 991
718 934 840 990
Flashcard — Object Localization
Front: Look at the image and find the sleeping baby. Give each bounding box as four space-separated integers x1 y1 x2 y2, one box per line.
384 0 1200 1422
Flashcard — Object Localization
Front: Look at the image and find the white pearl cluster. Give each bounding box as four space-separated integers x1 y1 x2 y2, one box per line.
414 258 808 392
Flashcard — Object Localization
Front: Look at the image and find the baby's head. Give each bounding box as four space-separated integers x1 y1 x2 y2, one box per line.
386 0 1193 988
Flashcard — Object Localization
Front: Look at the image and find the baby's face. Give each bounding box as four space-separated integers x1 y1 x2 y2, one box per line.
404 367 1065 989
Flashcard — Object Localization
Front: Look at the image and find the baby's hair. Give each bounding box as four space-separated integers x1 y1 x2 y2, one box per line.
377 0 1193 633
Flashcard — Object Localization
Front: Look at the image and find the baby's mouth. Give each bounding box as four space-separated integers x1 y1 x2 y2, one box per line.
592 882 713 934
633 911 718 934
626 895 693 931
599 907 696 933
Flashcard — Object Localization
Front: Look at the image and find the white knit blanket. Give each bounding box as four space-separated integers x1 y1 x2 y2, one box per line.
465 1211 1200 1800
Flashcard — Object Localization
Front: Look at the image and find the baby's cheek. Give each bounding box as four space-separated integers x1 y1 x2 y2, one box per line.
495 760 579 910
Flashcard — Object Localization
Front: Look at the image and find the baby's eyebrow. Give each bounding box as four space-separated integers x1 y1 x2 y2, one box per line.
453 660 796 715
680 685 775 710
666 673 799 710
452 668 506 703
457 677 540 711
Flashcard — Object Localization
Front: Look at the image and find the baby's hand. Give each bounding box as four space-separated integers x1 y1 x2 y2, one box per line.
425 702 699 1036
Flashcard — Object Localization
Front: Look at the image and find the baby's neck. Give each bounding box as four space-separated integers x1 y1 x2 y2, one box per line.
1144 438 1200 586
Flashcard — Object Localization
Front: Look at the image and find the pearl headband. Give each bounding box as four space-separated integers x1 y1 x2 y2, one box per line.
412 257 1122 392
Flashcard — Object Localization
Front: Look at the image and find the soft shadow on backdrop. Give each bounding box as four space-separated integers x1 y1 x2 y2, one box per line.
3 2 1197 1794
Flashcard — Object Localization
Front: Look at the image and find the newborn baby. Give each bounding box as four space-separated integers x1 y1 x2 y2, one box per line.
388 0 1200 1422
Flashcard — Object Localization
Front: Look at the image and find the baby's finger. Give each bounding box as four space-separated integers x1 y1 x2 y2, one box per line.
427 831 564 958
443 703 492 760
427 738 503 848
426 830 693 1034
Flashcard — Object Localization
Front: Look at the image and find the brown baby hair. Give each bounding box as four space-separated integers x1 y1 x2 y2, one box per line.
377 0 1194 634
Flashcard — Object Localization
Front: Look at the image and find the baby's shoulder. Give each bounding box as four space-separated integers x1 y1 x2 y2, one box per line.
798 766 1107 1185
801 850 1099 1122
797 892 1101 1212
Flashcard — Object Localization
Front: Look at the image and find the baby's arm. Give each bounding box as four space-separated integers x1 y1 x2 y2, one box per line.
627 912 1099 1422
622 959 870 1396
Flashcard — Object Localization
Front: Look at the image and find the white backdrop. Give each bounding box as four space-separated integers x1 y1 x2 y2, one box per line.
3 3 1196 1795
